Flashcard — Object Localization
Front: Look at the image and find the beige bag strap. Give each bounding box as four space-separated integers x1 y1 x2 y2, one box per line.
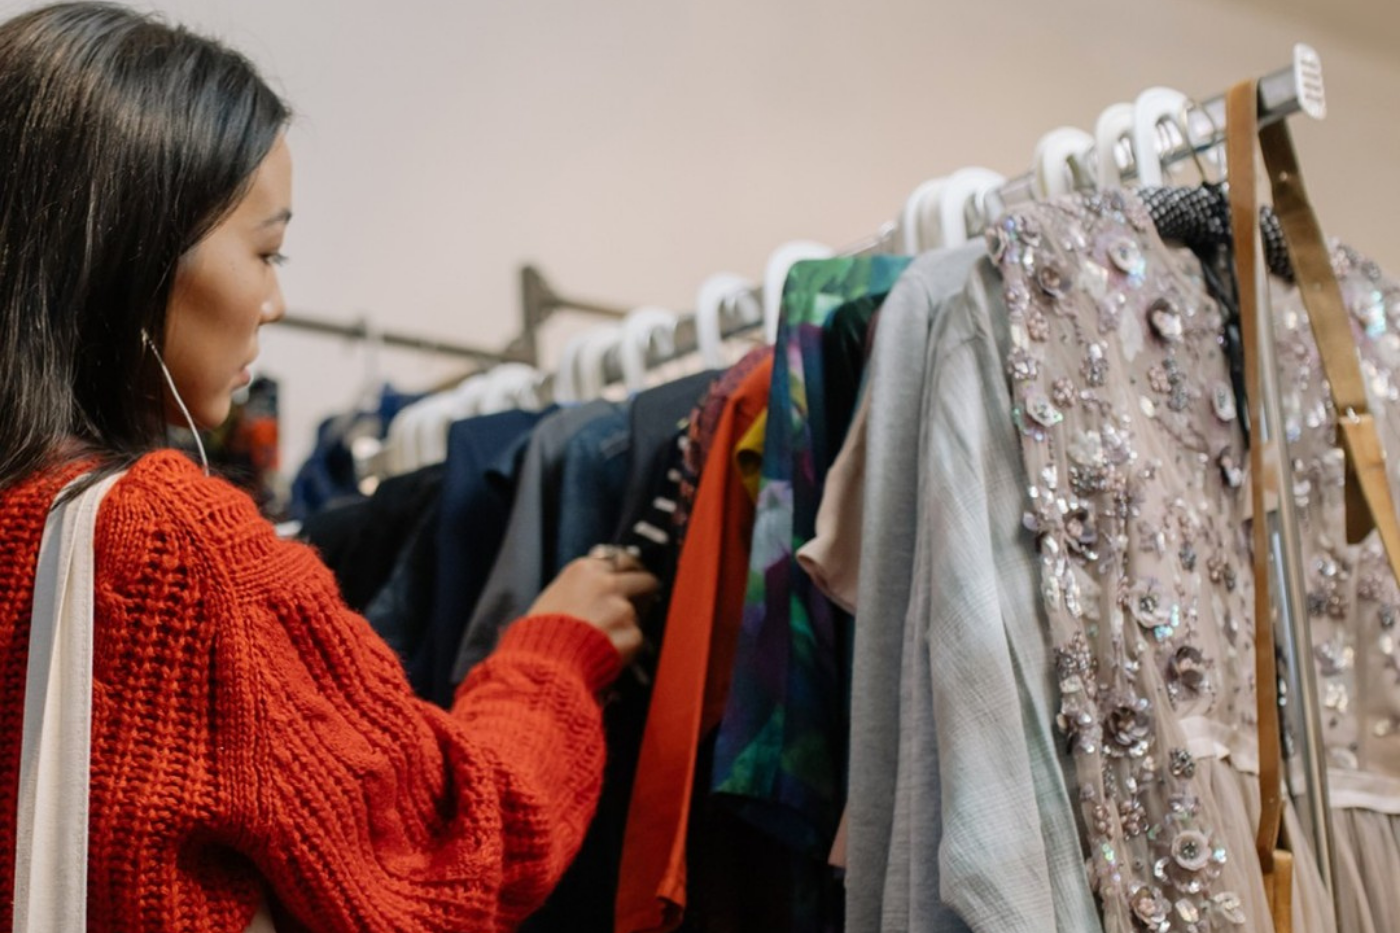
13 473 124 932
1225 80 1286 873
13 472 277 933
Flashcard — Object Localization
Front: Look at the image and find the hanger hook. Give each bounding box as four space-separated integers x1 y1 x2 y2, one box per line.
1180 96 1224 186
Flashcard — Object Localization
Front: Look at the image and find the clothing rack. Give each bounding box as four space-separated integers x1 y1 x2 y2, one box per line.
522 46 1341 917
291 48 1339 918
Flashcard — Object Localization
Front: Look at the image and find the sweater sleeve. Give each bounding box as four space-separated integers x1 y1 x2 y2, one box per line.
94 453 620 932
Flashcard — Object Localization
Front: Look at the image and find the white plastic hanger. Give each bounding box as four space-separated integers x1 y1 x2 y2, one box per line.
1094 102 1136 189
694 273 759 369
1178 98 1226 186
1033 127 1095 199
397 370 486 472
763 241 833 345
509 367 546 412
450 371 493 420
554 328 596 404
618 306 679 393
403 363 541 469
936 167 1005 246
574 324 623 401
1132 86 1189 187
382 391 440 475
899 168 1004 253
383 402 416 475
479 363 541 414
412 392 464 471
899 178 947 254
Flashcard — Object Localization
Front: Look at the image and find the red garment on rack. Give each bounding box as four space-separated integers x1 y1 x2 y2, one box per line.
615 355 773 933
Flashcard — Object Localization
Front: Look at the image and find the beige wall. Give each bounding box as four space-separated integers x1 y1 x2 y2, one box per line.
3 0 1397 474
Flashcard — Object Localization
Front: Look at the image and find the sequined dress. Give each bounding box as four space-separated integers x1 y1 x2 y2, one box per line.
1270 241 1400 933
988 190 1333 933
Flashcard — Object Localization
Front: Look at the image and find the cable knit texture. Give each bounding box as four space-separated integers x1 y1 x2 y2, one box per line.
0 450 620 932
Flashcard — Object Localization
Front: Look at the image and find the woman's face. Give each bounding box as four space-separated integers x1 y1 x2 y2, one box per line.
163 135 292 429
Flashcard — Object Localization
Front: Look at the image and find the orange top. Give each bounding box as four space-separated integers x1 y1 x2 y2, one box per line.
615 357 773 933
0 451 620 932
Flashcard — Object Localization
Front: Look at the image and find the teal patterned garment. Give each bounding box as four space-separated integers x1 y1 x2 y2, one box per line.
711 256 910 865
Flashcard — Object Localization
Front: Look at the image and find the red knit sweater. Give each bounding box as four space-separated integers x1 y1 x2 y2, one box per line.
0 450 620 932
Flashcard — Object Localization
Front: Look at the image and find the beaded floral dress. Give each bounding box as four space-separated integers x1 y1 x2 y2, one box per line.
987 190 1332 933
1270 242 1400 933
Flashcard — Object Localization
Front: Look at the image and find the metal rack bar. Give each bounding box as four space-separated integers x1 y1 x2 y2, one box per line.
279 312 531 367
514 264 632 365
274 265 632 375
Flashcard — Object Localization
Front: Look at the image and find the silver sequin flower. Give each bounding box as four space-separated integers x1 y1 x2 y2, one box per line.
1036 261 1072 299
1106 700 1154 758
1130 886 1171 931
1007 346 1039 381
1166 645 1211 701
1025 392 1065 429
1065 504 1099 560
1127 578 1175 639
1171 829 1213 873
1148 298 1184 342
1169 747 1197 779
1109 237 1147 277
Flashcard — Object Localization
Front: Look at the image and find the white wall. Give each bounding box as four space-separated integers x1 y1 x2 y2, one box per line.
3 0 1398 476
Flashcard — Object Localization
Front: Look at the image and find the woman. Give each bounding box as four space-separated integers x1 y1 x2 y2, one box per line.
0 3 656 930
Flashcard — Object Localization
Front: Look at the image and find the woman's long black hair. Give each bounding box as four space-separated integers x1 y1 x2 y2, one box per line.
0 2 289 488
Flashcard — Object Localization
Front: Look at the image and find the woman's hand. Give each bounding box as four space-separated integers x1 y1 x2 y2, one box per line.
526 548 658 664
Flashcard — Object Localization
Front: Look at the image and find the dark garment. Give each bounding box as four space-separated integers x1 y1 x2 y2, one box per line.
363 499 440 668
610 371 720 545
553 404 633 572
526 408 696 933
411 408 544 707
1140 183 1293 281
451 401 630 684
1140 184 1254 446
821 301 878 464
678 734 796 933
300 464 444 612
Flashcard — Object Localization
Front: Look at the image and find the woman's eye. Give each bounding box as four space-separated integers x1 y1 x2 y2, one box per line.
263 252 289 267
